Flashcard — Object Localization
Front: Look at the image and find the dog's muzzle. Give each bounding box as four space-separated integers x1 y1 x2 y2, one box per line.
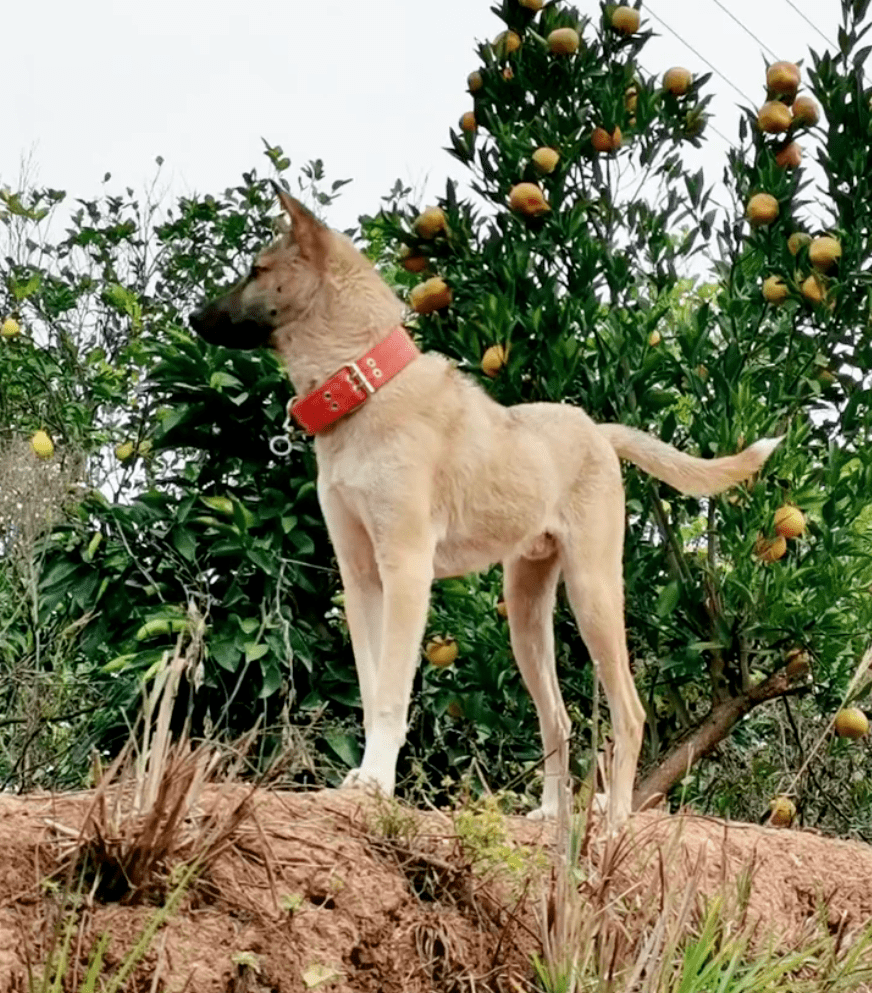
188 302 273 350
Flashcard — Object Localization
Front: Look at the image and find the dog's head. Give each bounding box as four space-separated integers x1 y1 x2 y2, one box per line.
189 188 330 350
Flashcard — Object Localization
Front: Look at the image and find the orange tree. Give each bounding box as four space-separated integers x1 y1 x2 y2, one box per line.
362 0 872 822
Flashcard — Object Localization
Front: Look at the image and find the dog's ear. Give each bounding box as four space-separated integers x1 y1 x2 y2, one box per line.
272 184 328 267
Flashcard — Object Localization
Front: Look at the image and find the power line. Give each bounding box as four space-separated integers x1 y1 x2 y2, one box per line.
644 1 759 106
781 0 836 50
708 0 780 62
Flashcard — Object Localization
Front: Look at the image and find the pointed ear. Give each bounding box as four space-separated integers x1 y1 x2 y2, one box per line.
272 183 328 267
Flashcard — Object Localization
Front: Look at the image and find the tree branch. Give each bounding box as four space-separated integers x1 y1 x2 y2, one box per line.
634 666 805 810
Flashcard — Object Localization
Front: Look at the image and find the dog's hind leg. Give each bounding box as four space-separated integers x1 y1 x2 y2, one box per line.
504 548 569 820
559 490 645 831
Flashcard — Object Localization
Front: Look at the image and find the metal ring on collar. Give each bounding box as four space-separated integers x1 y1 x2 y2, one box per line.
269 434 293 457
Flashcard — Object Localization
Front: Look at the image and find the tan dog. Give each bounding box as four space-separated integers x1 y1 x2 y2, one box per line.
190 191 779 829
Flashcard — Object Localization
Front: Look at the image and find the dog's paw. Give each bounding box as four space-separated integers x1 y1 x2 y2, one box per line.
341 767 392 795
526 805 557 822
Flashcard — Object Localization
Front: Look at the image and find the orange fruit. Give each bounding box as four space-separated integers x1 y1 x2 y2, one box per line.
766 61 800 97
460 111 477 132
648 329 661 346
30 430 54 460
788 231 811 255
425 636 459 668
746 193 779 226
775 142 802 168
774 505 805 538
801 273 826 304
625 86 638 113
755 534 787 562
591 126 622 153
496 600 509 618
414 206 447 239
762 275 789 304
768 795 796 827
532 147 560 174
399 246 427 273
509 182 550 217
808 236 841 272
494 30 521 56
519 0 543 9
835 707 869 739
663 67 692 95
482 343 509 377
757 100 792 133
791 95 820 126
410 277 451 314
467 71 483 93
548 27 580 55
1 317 20 338
611 6 640 33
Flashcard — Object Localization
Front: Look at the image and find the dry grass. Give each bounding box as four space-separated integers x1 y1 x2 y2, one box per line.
48 639 268 908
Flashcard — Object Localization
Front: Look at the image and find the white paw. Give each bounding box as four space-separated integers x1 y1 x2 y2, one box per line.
341 766 393 795
526 804 557 821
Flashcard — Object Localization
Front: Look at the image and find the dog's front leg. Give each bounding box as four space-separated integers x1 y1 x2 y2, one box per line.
348 544 435 797
319 496 383 742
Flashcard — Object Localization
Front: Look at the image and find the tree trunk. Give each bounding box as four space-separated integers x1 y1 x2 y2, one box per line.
633 666 805 811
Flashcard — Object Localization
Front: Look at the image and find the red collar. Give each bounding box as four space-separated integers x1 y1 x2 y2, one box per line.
290 326 419 434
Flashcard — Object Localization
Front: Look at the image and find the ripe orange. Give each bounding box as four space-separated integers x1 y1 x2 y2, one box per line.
787 231 811 255
801 274 826 304
494 30 521 56
774 505 805 538
808 236 842 272
591 126 622 153
425 636 459 668
410 277 452 314
766 61 800 97
460 111 477 133
775 142 802 168
762 275 789 304
467 71 483 93
509 182 550 217
768 795 796 827
757 100 792 133
746 193 779 226
755 534 787 562
663 67 692 95
834 707 869 738
648 329 661 346
414 206 447 239
482 343 509 377
399 246 427 273
532 147 560 174
611 6 640 33
791 95 820 126
548 27 580 55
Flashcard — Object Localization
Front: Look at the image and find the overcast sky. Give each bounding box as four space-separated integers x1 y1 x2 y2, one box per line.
3 0 846 235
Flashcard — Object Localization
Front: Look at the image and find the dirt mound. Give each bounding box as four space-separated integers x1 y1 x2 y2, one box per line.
1 788 872 991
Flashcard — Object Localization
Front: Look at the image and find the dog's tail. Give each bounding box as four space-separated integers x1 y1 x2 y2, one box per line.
598 424 782 497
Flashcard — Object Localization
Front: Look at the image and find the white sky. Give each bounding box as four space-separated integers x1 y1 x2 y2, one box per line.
2 0 846 235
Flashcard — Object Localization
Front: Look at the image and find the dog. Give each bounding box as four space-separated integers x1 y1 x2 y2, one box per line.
189 189 779 829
